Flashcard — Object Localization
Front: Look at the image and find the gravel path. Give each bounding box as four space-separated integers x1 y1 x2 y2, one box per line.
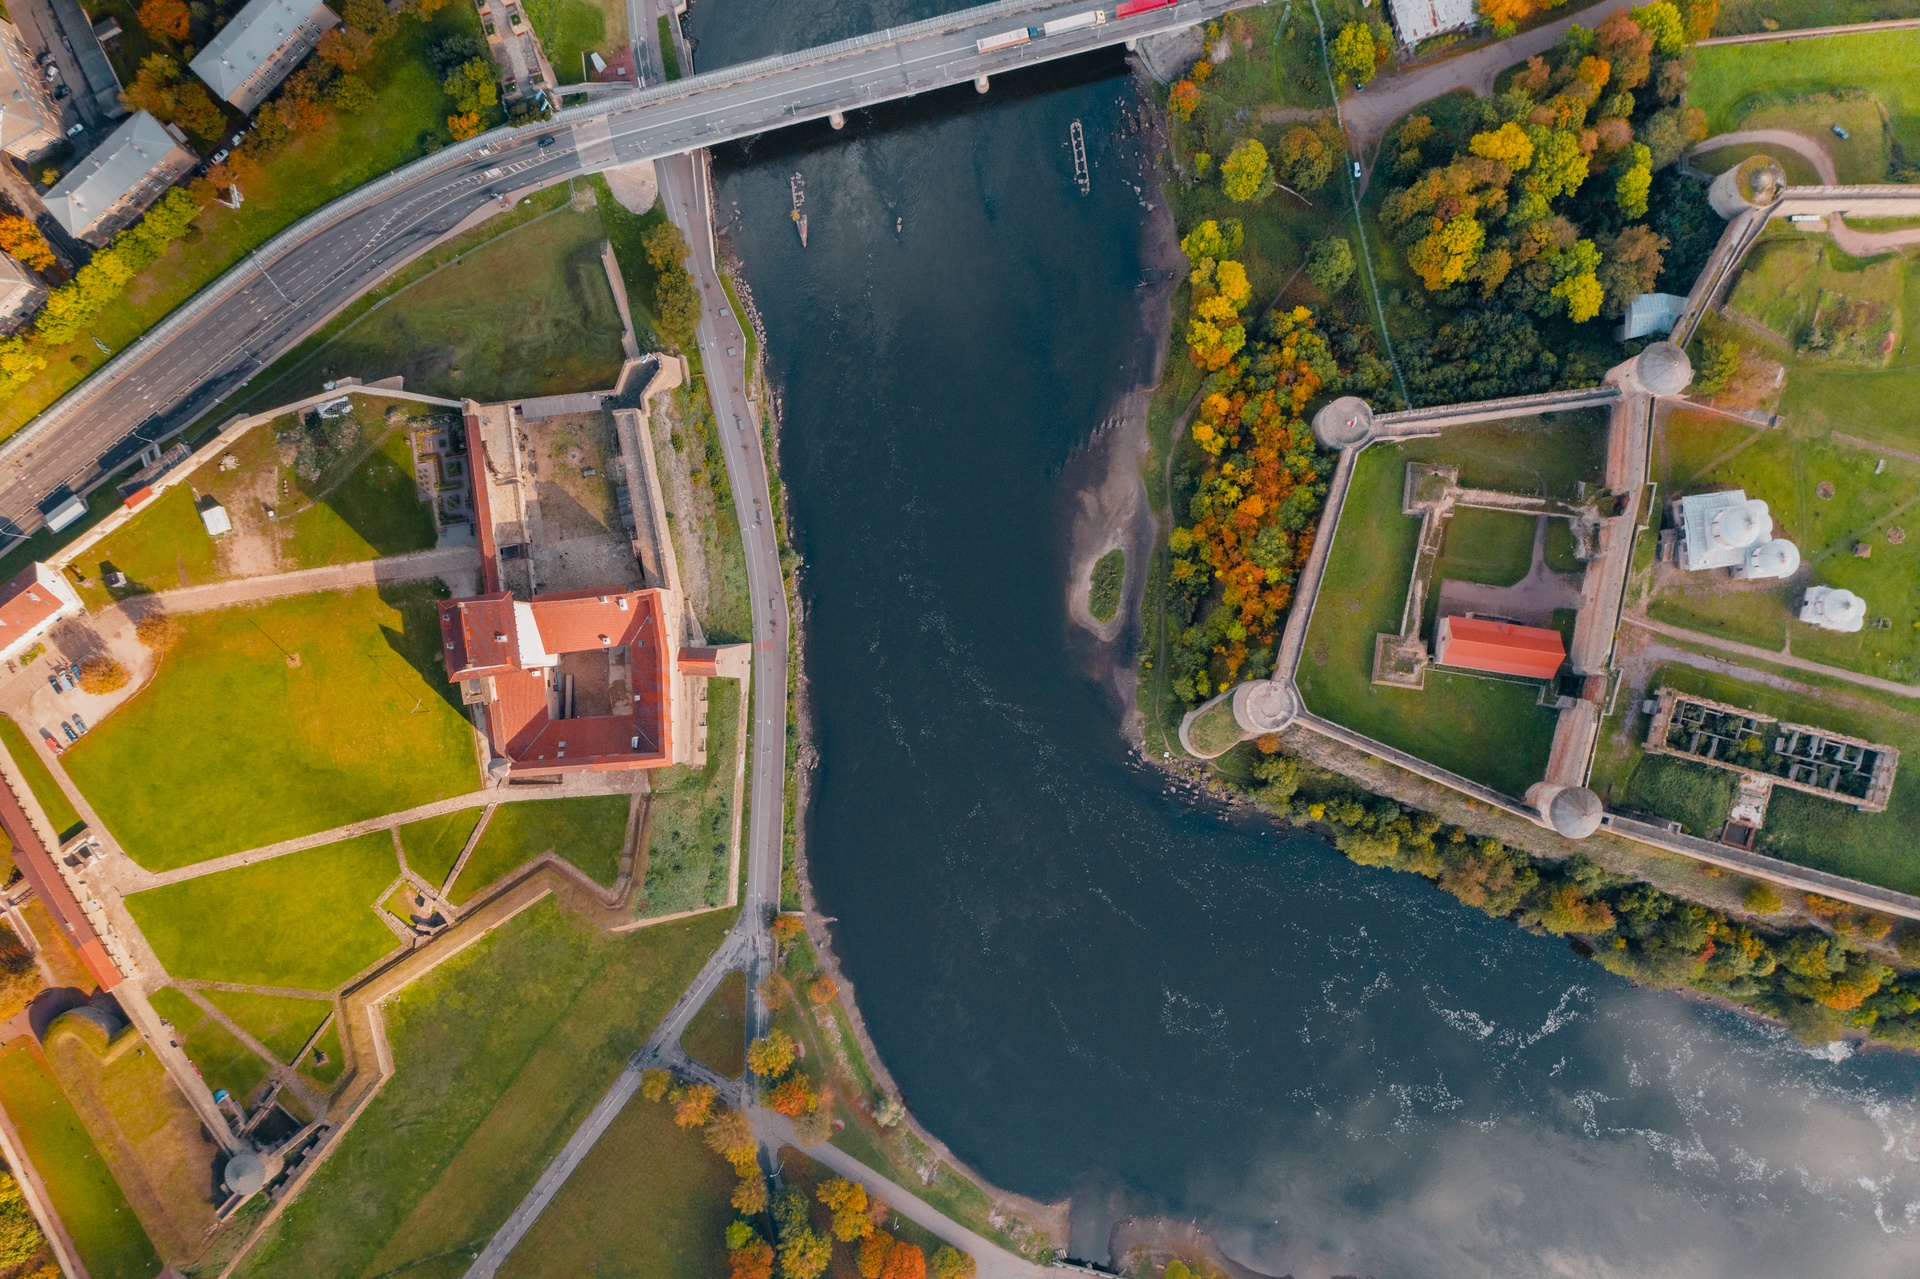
1691 129 1838 184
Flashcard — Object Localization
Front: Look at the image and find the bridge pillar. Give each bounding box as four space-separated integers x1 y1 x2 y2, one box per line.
974 74 989 93
829 111 845 129
1125 37 1137 49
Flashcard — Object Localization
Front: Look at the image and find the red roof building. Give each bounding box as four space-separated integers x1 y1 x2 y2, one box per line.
0 562 80 665
1433 616 1565 680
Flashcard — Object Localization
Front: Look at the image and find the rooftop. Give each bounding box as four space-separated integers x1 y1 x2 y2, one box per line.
1433 615 1565 681
42 111 184 237
190 0 335 101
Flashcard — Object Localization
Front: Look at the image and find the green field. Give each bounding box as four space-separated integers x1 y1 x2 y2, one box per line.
234 200 628 408
1726 234 1904 360
399 809 485 890
450 796 630 905
300 1019 345 1091
642 680 738 915
146 987 271 1107
1648 403 1920 681
1619 753 1740 837
1434 507 1537 588
202 989 333 1065
230 900 732 1279
1690 28 1920 157
1296 437 1577 797
1733 97 1889 184
128 834 402 991
495 1067 730 1279
1592 658 1920 892
283 415 441 570
63 586 477 870
525 0 625 84
0 715 83 842
0 6 491 441
679 968 744 1079
0 1039 162 1279
1187 697 1244 757
1713 0 1920 36
81 486 221 602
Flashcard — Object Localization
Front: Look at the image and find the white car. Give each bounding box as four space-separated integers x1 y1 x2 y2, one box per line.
210 148 229 164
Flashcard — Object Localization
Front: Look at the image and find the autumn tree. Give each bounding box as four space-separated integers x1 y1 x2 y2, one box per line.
343 0 397 39
1675 0 1717 39
78 656 129 694
0 1174 42 1269
318 26 375 71
138 0 191 42
880 1241 928 1279
124 54 226 143
639 1067 671 1101
672 1082 716 1128
1632 1 1688 54
1167 79 1199 122
748 1029 796 1079
1531 883 1616 935
1595 223 1667 315
1595 10 1652 90
0 217 54 272
447 110 484 141
769 913 806 947
1276 121 1338 192
779 1229 832 1279
808 975 837 1005
769 1075 815 1117
818 1177 873 1241
858 1232 895 1279
931 1247 977 1279
1329 21 1375 85
1220 138 1269 203
705 1107 759 1173
794 1101 836 1145
729 1239 775 1279
733 1173 770 1214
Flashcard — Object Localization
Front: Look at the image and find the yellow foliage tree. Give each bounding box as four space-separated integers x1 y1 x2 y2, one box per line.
1467 121 1533 171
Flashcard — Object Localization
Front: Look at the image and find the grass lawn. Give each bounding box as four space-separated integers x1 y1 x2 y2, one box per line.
678 969 744 1078
201 990 332 1065
1619 753 1739 836
1689 28 1920 157
0 1039 161 1279
1296 444 1564 797
230 900 731 1279
0 6 491 441
145 988 272 1108
63 585 477 870
0 483 123 589
1187 697 1244 757
495 1075 730 1279
526 0 626 85
1434 507 1536 588
1726 234 1904 355
232 198 627 409
282 417 440 570
299 1019 345 1091
1651 334 1920 681
1692 141 1826 189
1593 657 1920 892
1713 0 1920 36
0 715 82 842
643 680 737 916
399 809 484 890
1734 98 1888 184
40 1011 221 1263
128 834 402 992
80 486 221 601
451 796 629 905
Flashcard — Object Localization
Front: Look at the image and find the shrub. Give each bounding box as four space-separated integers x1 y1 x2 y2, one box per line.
1742 881 1782 915
135 611 184 655
1087 548 1125 622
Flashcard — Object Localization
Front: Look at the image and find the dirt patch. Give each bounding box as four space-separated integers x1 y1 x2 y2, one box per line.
649 390 716 634
526 411 642 593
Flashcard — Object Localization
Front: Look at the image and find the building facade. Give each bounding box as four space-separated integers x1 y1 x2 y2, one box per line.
0 17 61 159
190 0 341 114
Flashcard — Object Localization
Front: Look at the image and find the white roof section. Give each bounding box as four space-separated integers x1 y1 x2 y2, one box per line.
1736 538 1800 580
1619 292 1689 341
0 28 55 155
200 502 231 535
42 111 182 237
1679 490 1768 570
1388 0 1477 45
191 0 330 101
1801 586 1866 632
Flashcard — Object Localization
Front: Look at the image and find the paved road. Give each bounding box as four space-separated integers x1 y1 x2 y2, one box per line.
0 0 1258 546
1692 128 1839 184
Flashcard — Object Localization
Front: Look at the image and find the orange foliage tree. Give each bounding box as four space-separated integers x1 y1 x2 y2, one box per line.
880 1241 928 1279
729 1240 774 1279
138 0 191 41
448 110 484 141
0 217 54 272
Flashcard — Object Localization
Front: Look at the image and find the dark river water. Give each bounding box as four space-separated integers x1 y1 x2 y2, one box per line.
689 8 1920 1275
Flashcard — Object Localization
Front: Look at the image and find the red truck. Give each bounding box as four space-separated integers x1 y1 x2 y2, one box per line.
1113 0 1176 16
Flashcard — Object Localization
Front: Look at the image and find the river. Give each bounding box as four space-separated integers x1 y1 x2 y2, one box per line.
687 6 1920 1274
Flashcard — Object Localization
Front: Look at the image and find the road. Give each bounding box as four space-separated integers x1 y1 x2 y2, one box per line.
0 0 1260 546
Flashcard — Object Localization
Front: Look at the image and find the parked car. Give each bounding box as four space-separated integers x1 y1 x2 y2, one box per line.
210 148 228 164
230 132 245 147
59 721 76 743
1833 124 1850 139
62 666 78 690
64 122 82 137
45 675 60 694
70 713 86 735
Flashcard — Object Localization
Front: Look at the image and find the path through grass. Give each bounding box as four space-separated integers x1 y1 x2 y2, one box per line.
450 796 629 904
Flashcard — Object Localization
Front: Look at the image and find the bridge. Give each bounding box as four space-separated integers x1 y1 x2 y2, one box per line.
0 0 1256 539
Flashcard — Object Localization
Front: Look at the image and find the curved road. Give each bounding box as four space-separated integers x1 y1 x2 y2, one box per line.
1692 128 1839 184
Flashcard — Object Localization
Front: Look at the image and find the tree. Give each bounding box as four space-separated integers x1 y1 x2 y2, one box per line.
0 337 45 386
1532 882 1616 935
1468 121 1533 171
343 0 396 39
730 1239 775 1279
807 975 837 1005
1167 79 1199 121
138 0 191 41
330 74 375 113
639 1067 671 1101
1613 143 1653 217
1408 213 1484 290
430 31 490 75
930 1246 977 1279
1595 10 1652 91
447 110 484 141
672 1082 716 1128
1631 1 1688 54
1276 122 1337 192
1596 223 1667 315
171 80 227 142
78 656 129 694
779 1228 832 1279
819 1177 872 1241
1640 105 1706 169
769 912 806 947
1329 21 1375 86
1305 236 1354 293
858 1232 895 1279
1741 879 1782 915
318 26 375 71
1694 338 1740 395
0 217 54 272
769 1075 814 1117
0 1173 42 1268
748 1029 796 1079
444 58 498 116
734 1173 770 1214
879 1241 927 1279
705 1108 758 1172
793 1102 836 1145
1675 0 1717 40
1220 139 1269 203
758 973 790 1010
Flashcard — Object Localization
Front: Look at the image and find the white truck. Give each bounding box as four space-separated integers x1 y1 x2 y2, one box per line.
976 27 1038 52
1043 9 1108 36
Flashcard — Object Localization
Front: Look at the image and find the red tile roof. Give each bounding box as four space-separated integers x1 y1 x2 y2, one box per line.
1435 616 1565 680
0 564 68 641
528 591 649 655
0 775 119 991
440 593 518 679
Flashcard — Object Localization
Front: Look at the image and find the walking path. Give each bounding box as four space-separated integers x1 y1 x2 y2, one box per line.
1621 613 1920 698
1697 15 1920 45
1691 129 1837 184
121 546 481 616
1831 214 1920 256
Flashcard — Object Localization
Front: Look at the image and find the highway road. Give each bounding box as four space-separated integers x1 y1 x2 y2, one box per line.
0 0 1261 542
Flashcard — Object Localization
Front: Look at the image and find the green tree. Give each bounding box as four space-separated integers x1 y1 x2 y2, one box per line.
0 1172 42 1267
931 1247 978 1279
444 58 498 116
1277 121 1338 191
1330 21 1376 85
329 73 375 113
1220 139 1270 202
1693 338 1740 395
1741 878 1781 915
1305 236 1355 293
1631 1 1688 54
342 0 396 39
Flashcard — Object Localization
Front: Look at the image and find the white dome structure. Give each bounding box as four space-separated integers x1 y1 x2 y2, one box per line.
1800 586 1867 632
1738 537 1801 581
